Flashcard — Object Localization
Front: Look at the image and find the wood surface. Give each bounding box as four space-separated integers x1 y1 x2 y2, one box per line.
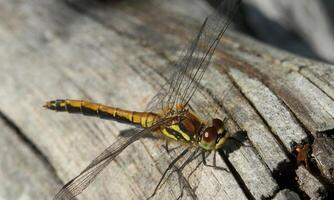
0 0 333 200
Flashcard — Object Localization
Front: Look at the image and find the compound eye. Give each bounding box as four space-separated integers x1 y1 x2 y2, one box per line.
202 127 218 143
199 127 218 150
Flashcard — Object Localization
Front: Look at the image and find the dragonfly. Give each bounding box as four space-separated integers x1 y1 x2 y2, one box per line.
44 0 241 199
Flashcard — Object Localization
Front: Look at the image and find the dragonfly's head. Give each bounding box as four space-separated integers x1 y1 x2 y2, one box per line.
199 118 229 150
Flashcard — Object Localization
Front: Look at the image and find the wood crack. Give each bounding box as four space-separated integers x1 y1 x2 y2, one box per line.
0 110 65 187
220 152 255 200
225 67 291 157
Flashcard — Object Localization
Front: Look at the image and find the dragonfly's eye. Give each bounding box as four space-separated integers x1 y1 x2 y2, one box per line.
203 127 218 142
199 127 218 150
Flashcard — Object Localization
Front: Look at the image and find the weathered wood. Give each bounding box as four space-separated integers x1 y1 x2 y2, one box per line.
0 0 333 200
313 136 334 183
201 68 280 198
296 166 327 200
228 68 307 152
273 189 300 200
242 0 334 63
0 114 61 199
0 0 247 199
213 35 334 189
218 46 334 135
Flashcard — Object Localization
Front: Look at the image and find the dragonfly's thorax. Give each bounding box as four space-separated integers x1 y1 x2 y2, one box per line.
160 111 229 150
160 110 203 144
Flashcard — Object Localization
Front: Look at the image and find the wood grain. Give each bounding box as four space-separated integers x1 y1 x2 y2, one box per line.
0 0 333 199
0 114 61 199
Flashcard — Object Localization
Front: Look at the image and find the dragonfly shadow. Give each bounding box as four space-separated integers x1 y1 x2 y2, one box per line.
221 130 250 156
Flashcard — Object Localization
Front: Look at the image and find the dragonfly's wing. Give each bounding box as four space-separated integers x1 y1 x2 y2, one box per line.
54 117 173 200
151 147 204 200
146 0 241 113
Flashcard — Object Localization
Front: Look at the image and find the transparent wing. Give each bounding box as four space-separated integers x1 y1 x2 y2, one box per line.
54 1 241 199
54 117 174 200
146 0 241 114
150 146 204 200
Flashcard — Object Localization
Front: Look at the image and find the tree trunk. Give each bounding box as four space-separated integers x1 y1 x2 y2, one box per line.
0 0 333 199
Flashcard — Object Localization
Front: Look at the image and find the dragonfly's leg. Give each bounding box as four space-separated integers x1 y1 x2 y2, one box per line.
177 192 183 200
187 155 203 180
202 151 229 172
151 148 198 200
148 149 189 200
162 149 198 199
170 150 203 200
177 177 197 200
213 150 217 167
222 117 228 126
202 151 208 166
176 170 185 200
162 142 183 154
162 140 170 153
185 151 204 190
177 182 186 200
174 151 199 200
163 148 200 200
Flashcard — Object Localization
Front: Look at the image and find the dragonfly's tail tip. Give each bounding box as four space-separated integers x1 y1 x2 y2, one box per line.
43 101 55 110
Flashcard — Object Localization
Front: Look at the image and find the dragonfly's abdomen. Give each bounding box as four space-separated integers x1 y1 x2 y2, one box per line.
44 99 159 128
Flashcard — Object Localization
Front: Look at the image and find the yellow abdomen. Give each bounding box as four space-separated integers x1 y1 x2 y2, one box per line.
44 99 159 128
